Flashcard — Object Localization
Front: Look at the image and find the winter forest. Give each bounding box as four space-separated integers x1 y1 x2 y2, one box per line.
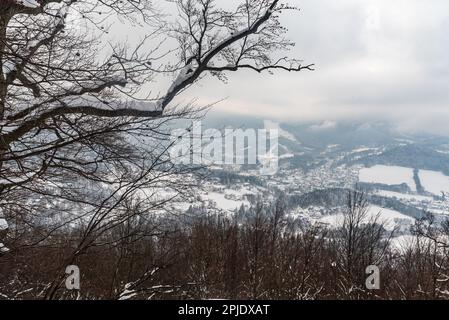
2 0 449 301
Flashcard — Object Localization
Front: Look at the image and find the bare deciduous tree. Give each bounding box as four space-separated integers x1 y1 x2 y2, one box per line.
332 190 394 299
0 0 312 299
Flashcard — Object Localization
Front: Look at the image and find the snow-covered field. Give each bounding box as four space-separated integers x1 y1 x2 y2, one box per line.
351 147 383 155
389 235 420 252
389 235 448 253
376 190 433 203
359 165 416 192
204 192 250 211
318 206 414 231
419 170 449 195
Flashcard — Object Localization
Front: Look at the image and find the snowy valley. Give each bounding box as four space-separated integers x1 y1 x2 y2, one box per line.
172 119 449 249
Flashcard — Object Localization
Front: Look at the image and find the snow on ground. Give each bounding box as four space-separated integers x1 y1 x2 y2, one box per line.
204 192 250 211
352 147 375 153
171 201 195 212
376 190 433 203
223 187 257 197
389 235 449 253
131 186 253 215
279 153 295 159
389 235 420 252
318 206 414 231
419 170 449 195
359 165 416 192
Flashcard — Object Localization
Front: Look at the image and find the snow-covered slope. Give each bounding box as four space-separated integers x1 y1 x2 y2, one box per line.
317 206 414 232
359 165 417 192
419 170 449 195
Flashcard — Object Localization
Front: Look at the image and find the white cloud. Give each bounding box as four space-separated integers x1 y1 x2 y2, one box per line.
139 0 449 135
308 121 337 132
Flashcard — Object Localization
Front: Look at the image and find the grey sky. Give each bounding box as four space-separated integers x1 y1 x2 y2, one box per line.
165 0 449 135
105 0 449 135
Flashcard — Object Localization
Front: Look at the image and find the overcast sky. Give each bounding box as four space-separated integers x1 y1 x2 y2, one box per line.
162 0 449 135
